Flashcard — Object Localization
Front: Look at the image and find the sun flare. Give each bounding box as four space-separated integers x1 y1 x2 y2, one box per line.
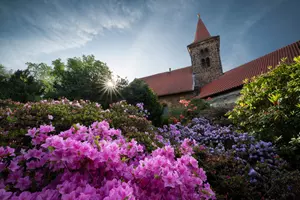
99 77 120 100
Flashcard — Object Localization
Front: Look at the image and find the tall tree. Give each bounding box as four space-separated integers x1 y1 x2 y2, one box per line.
26 62 55 94
50 55 125 106
0 69 44 102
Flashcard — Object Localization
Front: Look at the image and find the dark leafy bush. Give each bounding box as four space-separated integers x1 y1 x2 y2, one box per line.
195 151 300 200
0 69 44 102
278 134 300 169
121 79 163 126
198 106 232 126
158 118 300 199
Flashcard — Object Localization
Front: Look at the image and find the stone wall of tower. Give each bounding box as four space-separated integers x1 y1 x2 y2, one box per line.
188 36 223 91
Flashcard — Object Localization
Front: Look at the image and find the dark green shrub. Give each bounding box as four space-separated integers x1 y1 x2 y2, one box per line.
121 79 163 126
278 134 300 169
198 106 232 126
0 69 44 102
189 98 210 110
194 149 300 200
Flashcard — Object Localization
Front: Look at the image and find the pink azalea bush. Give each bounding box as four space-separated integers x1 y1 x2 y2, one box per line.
0 121 215 199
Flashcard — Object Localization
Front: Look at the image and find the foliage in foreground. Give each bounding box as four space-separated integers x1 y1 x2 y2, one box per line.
227 57 300 142
0 121 215 199
2 98 300 199
227 56 300 167
0 99 159 152
158 118 300 199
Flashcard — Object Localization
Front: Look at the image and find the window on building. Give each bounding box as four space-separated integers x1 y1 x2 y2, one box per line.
206 57 210 67
200 49 204 54
205 48 209 53
201 59 205 66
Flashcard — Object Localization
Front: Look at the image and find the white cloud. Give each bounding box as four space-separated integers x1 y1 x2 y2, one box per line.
0 0 143 69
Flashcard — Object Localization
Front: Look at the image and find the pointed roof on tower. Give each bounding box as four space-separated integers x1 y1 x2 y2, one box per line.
193 14 211 43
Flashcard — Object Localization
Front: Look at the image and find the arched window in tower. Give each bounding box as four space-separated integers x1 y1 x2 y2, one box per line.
206 57 210 67
200 49 204 55
201 59 205 66
205 48 209 53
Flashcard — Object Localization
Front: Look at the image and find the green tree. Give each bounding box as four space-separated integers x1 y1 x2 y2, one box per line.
0 69 44 102
50 55 126 107
121 79 163 126
26 62 55 94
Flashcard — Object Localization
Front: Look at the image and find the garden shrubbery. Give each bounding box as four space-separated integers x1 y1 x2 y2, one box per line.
157 118 300 199
121 79 163 126
228 56 300 167
0 99 105 149
164 98 210 124
0 99 160 152
1 55 300 199
0 121 215 199
198 106 232 126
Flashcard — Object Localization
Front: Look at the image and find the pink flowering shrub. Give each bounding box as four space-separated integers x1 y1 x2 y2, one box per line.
0 99 160 152
0 121 215 199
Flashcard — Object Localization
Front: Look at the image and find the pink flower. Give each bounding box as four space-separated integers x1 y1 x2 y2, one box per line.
0 120 215 200
15 176 31 191
8 160 19 172
163 171 179 188
7 170 22 183
39 125 55 134
34 172 43 182
0 162 6 172
6 147 15 156
14 191 32 200
0 189 12 200
26 128 37 138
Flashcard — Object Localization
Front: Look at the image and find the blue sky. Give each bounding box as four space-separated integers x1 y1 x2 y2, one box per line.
0 0 299 81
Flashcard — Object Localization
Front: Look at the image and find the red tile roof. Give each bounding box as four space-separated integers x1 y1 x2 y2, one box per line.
141 66 193 96
198 40 300 98
194 16 211 43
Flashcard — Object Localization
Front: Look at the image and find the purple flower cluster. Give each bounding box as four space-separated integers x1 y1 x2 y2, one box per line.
136 102 149 118
159 117 287 182
0 121 215 199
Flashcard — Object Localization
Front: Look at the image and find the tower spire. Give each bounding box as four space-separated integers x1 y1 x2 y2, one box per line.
193 14 211 43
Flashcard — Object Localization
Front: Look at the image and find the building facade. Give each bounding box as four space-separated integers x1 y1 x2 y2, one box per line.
140 15 300 107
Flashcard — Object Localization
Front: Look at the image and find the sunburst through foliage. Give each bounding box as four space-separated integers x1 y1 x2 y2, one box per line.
99 77 120 101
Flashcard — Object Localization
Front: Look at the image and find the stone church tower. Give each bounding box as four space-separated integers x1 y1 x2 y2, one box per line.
187 14 223 94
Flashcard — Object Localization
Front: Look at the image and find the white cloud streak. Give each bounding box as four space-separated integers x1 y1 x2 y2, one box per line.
0 0 143 69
